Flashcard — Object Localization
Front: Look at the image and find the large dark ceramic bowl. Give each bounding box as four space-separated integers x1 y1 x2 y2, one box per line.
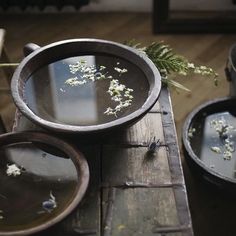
0 132 89 235
11 39 161 134
182 97 236 192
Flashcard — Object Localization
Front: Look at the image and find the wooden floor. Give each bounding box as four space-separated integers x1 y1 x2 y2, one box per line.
0 12 236 236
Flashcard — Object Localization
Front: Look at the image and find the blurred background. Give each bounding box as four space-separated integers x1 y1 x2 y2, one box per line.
0 1 236 235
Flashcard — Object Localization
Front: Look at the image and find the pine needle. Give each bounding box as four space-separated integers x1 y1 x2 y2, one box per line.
0 63 19 67
162 78 191 92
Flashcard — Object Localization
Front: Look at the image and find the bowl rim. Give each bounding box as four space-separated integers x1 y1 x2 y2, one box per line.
0 131 89 236
11 38 162 133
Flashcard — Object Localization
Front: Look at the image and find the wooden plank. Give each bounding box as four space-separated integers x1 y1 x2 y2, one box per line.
149 100 161 113
102 187 183 236
124 112 163 144
101 89 190 235
160 88 194 236
104 106 164 146
102 147 172 186
70 145 101 236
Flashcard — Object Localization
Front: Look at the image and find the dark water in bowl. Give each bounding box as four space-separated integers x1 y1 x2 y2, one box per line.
25 54 149 126
0 142 78 231
189 111 236 179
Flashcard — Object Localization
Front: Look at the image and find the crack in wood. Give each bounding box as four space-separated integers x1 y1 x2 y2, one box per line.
103 187 116 236
101 181 184 189
104 142 168 149
73 227 97 235
149 110 168 115
152 224 192 234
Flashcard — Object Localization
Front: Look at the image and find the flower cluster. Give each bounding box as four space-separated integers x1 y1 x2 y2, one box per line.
187 63 218 86
114 67 128 75
210 119 235 160
65 77 87 86
210 119 233 140
6 164 22 177
104 79 133 116
65 59 113 86
65 59 133 117
188 127 196 139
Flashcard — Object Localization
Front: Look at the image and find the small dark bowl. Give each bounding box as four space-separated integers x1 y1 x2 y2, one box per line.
0 131 89 235
11 39 161 134
182 97 236 192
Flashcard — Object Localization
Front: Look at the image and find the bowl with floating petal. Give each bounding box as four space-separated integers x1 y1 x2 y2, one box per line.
0 131 89 235
11 39 161 134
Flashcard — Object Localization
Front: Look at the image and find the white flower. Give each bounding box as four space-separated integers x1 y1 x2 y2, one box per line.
104 107 113 115
210 146 221 154
187 63 195 69
225 142 234 153
6 164 21 177
114 67 128 74
116 84 126 91
223 151 232 160
194 68 201 74
100 65 106 70
178 71 187 76
188 127 196 138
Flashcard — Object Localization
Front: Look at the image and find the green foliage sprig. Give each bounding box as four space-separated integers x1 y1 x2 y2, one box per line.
124 40 218 91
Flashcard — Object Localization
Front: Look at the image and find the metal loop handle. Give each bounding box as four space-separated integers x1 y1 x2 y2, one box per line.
23 43 40 57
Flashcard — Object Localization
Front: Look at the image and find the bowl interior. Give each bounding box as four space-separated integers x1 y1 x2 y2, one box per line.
11 39 161 133
0 132 89 235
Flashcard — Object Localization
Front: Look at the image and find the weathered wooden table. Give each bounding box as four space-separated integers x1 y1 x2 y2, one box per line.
14 87 194 236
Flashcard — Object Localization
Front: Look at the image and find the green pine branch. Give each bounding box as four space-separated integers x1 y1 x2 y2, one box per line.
124 40 218 91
